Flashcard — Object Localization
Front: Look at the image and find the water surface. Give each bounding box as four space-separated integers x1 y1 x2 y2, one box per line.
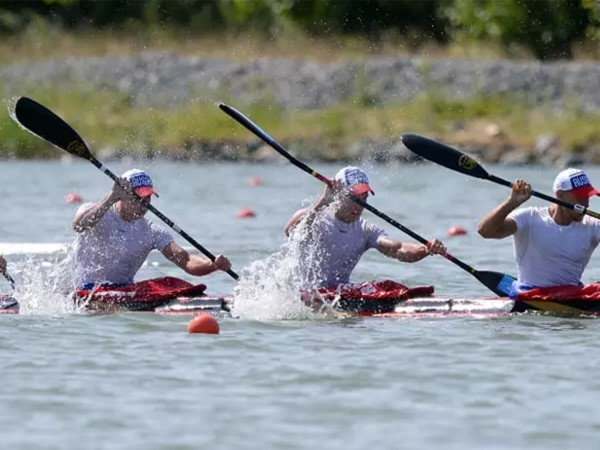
1 160 599 449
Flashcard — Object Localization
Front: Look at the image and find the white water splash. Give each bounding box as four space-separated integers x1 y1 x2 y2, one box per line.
233 207 339 320
11 243 85 315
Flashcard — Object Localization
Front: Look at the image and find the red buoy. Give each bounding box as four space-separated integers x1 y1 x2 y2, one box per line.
248 176 263 186
447 226 467 236
237 207 256 218
65 192 83 204
188 314 220 334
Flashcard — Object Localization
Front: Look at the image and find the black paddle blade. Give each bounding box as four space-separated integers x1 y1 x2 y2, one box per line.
473 270 515 297
14 97 91 159
401 133 490 180
219 104 276 145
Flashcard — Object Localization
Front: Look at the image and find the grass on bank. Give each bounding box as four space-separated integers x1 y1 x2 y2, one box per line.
4 23 600 68
5 22 598 68
2 84 600 160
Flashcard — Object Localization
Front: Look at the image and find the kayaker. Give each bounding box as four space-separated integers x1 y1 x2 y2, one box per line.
284 166 447 288
72 168 231 289
478 167 600 298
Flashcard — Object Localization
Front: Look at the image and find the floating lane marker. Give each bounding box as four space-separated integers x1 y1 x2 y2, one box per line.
0 243 68 255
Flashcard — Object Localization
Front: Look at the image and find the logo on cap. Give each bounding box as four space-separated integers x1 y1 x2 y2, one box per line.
129 172 153 189
344 168 369 186
570 173 590 189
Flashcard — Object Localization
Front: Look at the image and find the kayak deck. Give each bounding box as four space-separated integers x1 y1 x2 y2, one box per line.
373 296 514 318
0 294 232 316
4 293 600 317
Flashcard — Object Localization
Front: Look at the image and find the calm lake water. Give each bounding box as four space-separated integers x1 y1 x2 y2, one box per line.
2 159 600 449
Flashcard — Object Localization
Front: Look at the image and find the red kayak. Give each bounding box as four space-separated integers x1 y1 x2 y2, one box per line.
305 281 600 316
303 280 435 314
75 277 227 312
0 277 231 315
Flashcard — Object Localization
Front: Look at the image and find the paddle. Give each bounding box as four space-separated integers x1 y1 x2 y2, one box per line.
4 273 15 290
14 97 239 281
401 133 600 219
219 103 515 296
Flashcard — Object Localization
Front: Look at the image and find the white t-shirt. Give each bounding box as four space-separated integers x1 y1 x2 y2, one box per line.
507 206 600 287
74 203 174 287
298 209 388 288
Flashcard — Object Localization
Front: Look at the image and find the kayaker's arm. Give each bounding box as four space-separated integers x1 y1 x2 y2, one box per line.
161 242 232 276
284 208 309 236
72 193 117 232
72 180 132 232
0 255 6 275
284 179 342 236
478 179 530 239
377 237 446 263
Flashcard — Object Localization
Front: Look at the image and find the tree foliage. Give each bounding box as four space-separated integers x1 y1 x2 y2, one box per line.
443 0 593 59
1 0 599 60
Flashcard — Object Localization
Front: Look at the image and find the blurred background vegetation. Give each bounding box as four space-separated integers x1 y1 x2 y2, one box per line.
1 0 599 61
2 0 600 161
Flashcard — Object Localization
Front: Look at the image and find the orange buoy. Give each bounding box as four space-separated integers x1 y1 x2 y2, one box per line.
188 314 220 334
237 207 256 218
65 192 83 204
248 176 263 186
447 225 467 237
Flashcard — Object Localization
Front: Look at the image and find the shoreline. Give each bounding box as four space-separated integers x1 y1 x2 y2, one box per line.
2 53 600 166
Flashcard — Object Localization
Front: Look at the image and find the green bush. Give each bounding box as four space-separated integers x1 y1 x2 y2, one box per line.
443 0 594 60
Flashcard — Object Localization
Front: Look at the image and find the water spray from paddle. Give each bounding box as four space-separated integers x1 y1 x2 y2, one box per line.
12 244 84 315
233 205 338 320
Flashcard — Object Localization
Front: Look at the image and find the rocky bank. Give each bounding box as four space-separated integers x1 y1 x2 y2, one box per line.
2 52 600 165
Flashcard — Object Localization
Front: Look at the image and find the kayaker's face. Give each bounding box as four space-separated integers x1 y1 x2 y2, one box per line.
336 191 368 222
559 190 589 221
121 194 151 219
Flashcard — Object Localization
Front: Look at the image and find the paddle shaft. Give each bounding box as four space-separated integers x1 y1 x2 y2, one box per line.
85 154 239 281
220 104 484 277
488 174 600 218
4 273 15 290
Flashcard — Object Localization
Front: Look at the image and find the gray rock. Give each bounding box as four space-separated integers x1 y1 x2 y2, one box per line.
534 133 560 157
346 138 372 161
499 150 530 166
555 154 588 168
252 144 279 162
4 55 600 113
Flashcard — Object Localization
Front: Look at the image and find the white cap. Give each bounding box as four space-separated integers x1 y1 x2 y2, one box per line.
334 166 374 195
552 168 599 198
121 169 158 197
